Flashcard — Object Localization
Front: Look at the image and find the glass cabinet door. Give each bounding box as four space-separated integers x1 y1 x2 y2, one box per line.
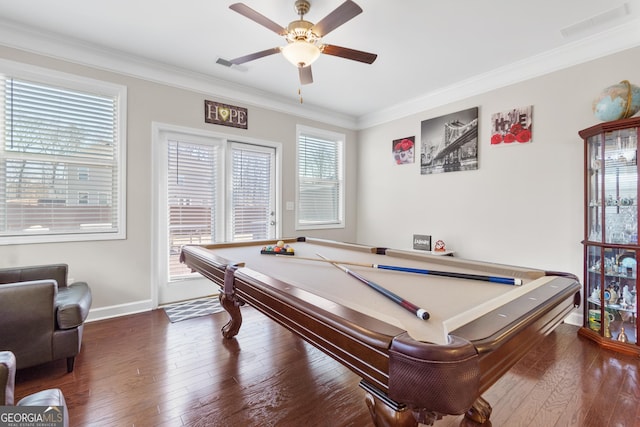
585 245 637 344
597 127 638 245
586 135 603 242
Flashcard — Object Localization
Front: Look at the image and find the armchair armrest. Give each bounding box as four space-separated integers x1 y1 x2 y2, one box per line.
0 351 16 406
0 280 57 322
0 280 57 369
56 281 92 329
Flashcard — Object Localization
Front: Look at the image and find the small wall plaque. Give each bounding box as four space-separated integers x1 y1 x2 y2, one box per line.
413 234 431 251
204 100 248 129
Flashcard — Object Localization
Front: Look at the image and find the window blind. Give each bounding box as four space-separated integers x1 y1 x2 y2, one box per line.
0 77 121 240
167 139 218 279
230 143 274 241
297 132 343 226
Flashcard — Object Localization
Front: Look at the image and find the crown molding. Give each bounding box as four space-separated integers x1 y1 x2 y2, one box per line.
356 18 640 130
0 17 359 130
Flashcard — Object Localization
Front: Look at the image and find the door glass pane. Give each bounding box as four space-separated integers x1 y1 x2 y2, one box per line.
167 140 218 279
230 143 275 241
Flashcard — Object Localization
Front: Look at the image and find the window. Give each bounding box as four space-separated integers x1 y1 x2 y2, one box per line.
296 125 345 229
0 62 126 244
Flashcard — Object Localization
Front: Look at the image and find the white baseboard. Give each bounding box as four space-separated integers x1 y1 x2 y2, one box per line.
564 310 583 327
86 299 153 322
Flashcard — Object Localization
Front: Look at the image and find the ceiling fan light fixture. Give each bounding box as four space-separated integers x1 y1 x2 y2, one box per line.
281 41 321 68
228 0 376 85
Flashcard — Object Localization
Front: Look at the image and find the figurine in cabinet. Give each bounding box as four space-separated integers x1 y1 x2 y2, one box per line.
623 285 633 306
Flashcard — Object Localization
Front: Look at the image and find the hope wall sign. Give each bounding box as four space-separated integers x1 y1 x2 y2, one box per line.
204 100 248 129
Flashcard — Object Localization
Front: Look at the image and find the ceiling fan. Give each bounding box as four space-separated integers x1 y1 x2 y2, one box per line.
228 0 377 85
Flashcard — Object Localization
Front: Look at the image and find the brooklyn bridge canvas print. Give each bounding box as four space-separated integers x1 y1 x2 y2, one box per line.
420 107 479 175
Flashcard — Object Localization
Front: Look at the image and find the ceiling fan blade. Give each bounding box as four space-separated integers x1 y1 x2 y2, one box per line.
322 44 377 64
229 3 286 35
230 47 282 65
312 0 363 37
299 66 313 85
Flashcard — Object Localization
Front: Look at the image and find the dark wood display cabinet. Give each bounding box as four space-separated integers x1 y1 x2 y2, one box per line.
579 117 640 356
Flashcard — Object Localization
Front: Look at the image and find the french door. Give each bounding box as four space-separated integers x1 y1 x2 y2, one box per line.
153 127 278 305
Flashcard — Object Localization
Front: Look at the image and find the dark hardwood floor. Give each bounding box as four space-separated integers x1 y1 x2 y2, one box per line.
13 306 640 427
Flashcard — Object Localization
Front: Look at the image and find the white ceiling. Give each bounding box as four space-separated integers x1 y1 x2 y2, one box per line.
1 0 639 128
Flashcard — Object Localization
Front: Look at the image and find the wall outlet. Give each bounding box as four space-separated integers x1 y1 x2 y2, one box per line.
286 201 295 211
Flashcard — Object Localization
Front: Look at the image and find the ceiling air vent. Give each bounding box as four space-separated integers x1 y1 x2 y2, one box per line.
561 3 631 38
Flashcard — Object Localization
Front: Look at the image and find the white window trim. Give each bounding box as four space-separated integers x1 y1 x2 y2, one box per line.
295 124 345 230
0 58 127 244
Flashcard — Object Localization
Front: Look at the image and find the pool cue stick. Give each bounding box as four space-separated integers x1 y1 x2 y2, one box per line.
316 254 430 320
279 255 523 286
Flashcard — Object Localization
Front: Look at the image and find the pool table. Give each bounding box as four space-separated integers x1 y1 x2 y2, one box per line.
180 237 580 426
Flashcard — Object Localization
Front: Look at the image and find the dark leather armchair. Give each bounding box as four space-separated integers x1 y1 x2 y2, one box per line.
0 264 92 372
0 351 69 427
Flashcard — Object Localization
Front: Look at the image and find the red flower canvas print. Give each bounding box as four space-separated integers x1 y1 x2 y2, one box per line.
490 106 533 145
392 136 415 165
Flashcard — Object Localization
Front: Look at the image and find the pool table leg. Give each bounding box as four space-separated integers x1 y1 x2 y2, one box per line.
219 292 242 339
464 395 492 424
363 387 493 426
364 391 441 426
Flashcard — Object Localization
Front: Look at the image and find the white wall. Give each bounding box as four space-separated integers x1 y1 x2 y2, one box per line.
0 45 358 319
356 46 640 285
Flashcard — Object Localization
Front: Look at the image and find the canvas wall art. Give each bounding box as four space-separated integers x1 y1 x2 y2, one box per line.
490 105 533 145
420 107 478 175
392 136 415 165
